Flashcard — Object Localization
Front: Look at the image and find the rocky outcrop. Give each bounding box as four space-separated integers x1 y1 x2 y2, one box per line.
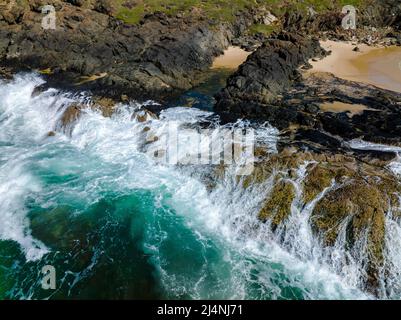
285 72 401 148
307 157 401 293
312 179 387 292
359 0 401 31
55 96 159 136
242 147 401 295
259 179 295 230
303 75 401 146
215 33 401 150
211 2 401 296
0 1 254 102
281 0 401 45
215 32 401 294
1 0 400 104
215 33 327 123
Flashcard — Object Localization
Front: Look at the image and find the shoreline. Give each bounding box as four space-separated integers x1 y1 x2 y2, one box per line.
307 40 401 93
211 46 252 70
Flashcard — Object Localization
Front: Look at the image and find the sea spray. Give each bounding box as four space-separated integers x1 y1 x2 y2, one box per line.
0 73 374 299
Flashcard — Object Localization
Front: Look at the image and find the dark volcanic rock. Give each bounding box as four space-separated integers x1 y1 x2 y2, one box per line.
295 129 342 149
215 33 327 124
0 1 252 102
215 37 401 149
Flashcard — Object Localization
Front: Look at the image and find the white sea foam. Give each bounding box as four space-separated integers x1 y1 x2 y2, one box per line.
0 74 53 260
348 139 401 176
0 73 386 299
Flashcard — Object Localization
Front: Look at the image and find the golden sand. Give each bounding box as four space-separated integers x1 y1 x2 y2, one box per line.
319 101 378 116
308 40 401 93
212 46 252 70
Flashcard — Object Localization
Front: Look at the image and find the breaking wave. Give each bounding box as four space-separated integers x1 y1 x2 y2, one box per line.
0 73 379 299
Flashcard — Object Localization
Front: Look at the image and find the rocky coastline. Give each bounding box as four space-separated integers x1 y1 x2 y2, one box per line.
0 0 259 102
2 0 401 297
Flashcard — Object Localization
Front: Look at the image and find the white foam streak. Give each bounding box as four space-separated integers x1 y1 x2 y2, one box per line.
182 159 370 299
0 73 380 298
348 139 401 176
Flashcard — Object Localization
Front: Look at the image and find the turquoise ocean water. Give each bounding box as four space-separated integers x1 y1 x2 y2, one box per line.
0 74 372 300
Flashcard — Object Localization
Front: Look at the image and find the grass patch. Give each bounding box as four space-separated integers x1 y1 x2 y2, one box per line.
113 0 370 25
248 23 278 35
116 4 145 24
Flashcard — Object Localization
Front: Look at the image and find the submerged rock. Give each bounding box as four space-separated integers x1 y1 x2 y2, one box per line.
59 103 83 128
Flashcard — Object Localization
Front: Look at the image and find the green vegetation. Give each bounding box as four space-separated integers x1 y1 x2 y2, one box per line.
259 179 295 228
114 0 369 25
114 0 256 24
248 23 278 35
116 3 145 24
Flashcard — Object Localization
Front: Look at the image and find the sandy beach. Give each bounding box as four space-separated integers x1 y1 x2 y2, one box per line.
319 101 378 116
212 46 252 69
308 40 401 93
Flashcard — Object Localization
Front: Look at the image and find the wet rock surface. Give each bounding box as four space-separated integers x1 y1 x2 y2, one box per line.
215 34 401 150
240 147 401 296
3 0 401 298
211 3 401 293
215 33 328 123
0 1 252 102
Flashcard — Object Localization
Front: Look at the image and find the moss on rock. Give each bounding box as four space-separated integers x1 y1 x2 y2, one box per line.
60 103 83 127
259 179 295 229
302 161 356 203
311 179 388 291
247 146 401 293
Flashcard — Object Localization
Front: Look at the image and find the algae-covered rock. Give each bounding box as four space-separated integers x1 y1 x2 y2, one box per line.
302 160 356 203
58 98 118 132
311 180 388 292
59 103 83 127
259 179 295 229
248 146 401 294
311 180 387 245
